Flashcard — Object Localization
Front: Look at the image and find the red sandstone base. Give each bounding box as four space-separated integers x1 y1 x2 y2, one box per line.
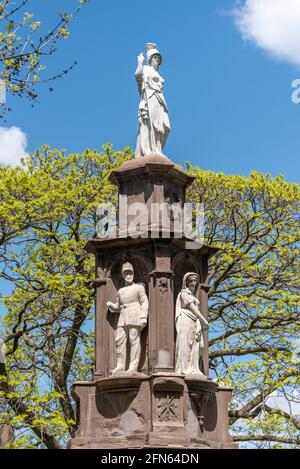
71 373 237 449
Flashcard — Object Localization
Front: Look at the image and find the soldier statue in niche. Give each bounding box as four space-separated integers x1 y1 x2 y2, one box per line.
107 262 149 374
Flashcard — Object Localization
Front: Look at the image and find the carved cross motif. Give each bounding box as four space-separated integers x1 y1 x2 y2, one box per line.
156 392 179 422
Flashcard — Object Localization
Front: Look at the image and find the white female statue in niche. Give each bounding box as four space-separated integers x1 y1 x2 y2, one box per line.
175 272 209 375
135 43 170 157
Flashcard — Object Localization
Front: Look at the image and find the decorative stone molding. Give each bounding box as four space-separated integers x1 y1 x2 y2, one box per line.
152 376 184 427
96 373 149 394
96 374 150 416
199 283 210 293
156 391 180 422
158 277 168 293
185 376 218 430
93 267 107 288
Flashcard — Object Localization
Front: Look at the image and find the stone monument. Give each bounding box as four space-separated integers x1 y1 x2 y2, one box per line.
71 44 236 449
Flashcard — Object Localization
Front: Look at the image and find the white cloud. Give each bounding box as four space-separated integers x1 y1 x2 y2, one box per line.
0 126 28 166
233 0 300 68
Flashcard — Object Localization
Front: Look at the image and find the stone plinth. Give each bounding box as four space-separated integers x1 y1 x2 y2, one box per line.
71 375 236 449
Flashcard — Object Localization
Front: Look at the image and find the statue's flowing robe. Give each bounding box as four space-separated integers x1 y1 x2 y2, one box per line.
135 65 170 157
175 280 204 375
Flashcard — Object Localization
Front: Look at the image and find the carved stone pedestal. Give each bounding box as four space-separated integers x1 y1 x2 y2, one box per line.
149 374 188 447
71 374 236 449
70 155 237 449
72 375 150 449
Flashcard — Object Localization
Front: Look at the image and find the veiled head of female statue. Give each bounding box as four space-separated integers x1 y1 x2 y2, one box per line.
183 272 200 293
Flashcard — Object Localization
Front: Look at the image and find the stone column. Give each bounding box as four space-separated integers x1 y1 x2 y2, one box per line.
0 424 14 448
93 268 108 379
199 255 210 376
149 244 174 373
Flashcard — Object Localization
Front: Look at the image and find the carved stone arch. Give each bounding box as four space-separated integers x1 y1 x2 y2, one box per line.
108 249 153 292
171 251 202 302
171 251 208 377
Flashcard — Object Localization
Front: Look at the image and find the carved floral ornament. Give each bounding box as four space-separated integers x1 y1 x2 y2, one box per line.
158 277 168 293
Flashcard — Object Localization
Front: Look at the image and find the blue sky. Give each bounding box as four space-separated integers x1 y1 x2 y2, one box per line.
1 0 300 182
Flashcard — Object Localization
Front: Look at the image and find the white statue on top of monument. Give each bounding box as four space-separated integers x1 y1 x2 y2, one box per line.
135 43 170 158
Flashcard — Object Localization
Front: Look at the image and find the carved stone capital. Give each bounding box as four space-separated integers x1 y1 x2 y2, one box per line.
93 267 107 288
199 283 210 293
93 278 107 288
152 376 184 392
149 269 174 278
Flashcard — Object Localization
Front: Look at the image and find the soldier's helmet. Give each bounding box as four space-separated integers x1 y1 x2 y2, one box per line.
122 262 134 275
146 43 162 65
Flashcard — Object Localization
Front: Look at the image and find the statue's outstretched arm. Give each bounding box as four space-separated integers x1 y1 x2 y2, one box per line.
135 53 144 96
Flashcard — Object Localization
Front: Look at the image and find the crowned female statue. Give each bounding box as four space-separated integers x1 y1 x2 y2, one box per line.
175 273 209 375
135 43 171 157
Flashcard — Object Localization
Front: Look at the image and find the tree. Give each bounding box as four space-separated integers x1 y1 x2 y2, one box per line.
187 166 300 448
0 148 299 448
0 0 89 118
0 145 132 448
